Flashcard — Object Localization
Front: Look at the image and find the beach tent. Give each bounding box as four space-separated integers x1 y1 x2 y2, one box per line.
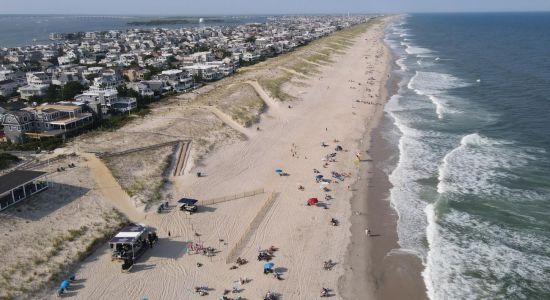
264 262 274 270
177 198 198 205
307 198 319 205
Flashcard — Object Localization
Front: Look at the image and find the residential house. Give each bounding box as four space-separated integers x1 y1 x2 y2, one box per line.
1 110 36 143
0 80 18 97
22 104 94 139
75 87 119 115
155 69 194 92
183 64 223 82
51 72 84 86
26 72 51 86
18 85 49 100
111 97 137 113
123 68 149 82
127 82 154 97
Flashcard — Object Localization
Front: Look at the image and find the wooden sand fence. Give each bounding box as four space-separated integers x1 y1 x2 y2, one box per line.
200 188 265 206
172 141 191 176
97 140 185 158
225 191 278 264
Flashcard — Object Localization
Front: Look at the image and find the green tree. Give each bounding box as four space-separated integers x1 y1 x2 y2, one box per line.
45 85 61 102
61 81 84 100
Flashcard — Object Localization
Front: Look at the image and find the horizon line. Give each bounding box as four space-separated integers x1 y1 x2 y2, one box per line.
0 11 549 17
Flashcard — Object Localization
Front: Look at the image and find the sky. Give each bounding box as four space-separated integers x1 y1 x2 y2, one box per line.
2 0 550 15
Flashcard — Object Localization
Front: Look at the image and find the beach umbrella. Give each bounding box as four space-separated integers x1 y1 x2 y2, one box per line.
275 169 283 173
264 262 274 270
307 198 319 205
60 279 70 290
315 175 324 179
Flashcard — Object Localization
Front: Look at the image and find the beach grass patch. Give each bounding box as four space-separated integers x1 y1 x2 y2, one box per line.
259 73 296 101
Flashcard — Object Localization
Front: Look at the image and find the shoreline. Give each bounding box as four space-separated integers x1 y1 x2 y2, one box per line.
23 18 411 300
36 20 394 299
339 17 428 300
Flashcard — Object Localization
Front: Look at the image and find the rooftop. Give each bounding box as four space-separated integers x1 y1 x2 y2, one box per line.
0 170 48 195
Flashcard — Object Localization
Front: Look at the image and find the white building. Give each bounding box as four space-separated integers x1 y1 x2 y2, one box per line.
18 84 50 100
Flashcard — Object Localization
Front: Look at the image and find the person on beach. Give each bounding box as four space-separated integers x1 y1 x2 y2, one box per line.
366 228 372 237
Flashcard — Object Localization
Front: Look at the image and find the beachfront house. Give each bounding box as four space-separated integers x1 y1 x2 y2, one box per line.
1 110 36 143
154 69 194 92
183 64 223 82
21 103 94 139
75 87 118 115
127 82 155 97
111 97 137 114
74 87 137 115
242 52 261 62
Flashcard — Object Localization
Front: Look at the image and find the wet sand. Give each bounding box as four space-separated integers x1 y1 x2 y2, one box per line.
339 34 428 300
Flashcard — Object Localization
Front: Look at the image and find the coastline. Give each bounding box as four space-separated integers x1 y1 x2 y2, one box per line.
35 18 400 300
339 17 428 300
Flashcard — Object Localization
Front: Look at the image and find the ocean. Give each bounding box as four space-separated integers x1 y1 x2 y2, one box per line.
0 15 267 48
384 13 550 299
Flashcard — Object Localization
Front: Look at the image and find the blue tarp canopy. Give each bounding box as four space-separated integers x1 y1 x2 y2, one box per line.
264 262 274 270
178 198 198 205
275 169 283 173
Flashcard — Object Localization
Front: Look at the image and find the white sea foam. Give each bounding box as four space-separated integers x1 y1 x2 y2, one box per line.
436 133 536 197
405 45 432 55
428 95 445 119
424 208 550 299
386 16 550 300
408 71 470 119
386 104 449 253
422 204 437 300
395 57 407 71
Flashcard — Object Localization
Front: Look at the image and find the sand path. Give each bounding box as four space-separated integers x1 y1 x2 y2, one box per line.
300 57 326 68
246 80 282 116
81 153 145 222
198 105 254 138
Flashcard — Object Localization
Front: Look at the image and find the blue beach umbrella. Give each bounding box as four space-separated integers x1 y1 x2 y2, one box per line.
275 169 283 173
264 262 274 270
60 279 70 290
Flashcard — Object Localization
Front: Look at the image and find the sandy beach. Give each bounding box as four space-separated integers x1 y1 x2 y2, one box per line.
0 16 428 300
56 16 416 300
